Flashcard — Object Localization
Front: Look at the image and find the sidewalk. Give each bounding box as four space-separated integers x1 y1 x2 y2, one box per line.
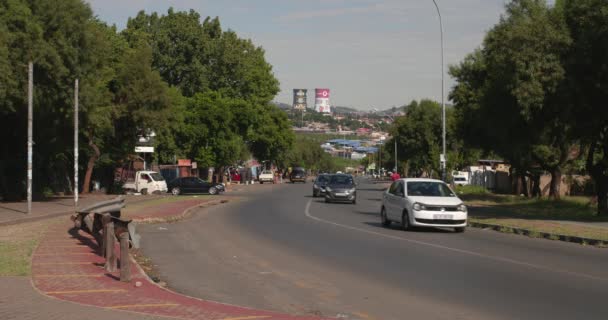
0 194 169 226
30 196 330 320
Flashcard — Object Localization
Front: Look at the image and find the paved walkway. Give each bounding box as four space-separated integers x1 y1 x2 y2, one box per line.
0 276 163 320
29 196 329 320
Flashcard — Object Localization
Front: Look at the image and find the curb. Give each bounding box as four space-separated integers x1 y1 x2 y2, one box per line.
469 221 608 247
132 198 229 224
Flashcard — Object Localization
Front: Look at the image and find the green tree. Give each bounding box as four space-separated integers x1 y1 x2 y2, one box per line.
450 0 572 198
563 0 608 214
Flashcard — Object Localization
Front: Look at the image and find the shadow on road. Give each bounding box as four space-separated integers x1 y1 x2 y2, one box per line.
356 188 388 192
354 210 379 217
363 221 453 233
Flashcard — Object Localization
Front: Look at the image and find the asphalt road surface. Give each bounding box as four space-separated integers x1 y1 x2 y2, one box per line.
139 178 608 320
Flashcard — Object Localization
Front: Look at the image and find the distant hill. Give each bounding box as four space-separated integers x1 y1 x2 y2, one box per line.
273 102 361 114
272 102 292 110
332 106 359 114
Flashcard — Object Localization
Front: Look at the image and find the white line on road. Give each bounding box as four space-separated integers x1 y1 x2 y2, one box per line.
304 199 607 282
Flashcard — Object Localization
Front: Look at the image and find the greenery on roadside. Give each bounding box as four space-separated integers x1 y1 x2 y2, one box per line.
0 240 37 276
0 1 292 199
283 134 362 173
0 218 58 276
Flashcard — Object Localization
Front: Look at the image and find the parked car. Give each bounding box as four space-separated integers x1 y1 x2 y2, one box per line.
312 174 333 197
381 178 467 233
123 171 168 195
258 170 275 184
168 177 224 195
289 167 307 183
324 174 357 204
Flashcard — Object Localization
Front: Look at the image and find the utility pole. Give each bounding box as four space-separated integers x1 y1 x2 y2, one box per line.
27 62 33 214
395 139 398 173
432 0 447 181
74 79 79 210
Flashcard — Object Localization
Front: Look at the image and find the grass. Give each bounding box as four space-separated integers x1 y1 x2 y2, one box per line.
459 187 608 243
0 218 61 276
0 240 37 276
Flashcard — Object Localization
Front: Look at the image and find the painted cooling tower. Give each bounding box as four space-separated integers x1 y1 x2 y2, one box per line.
293 89 308 110
315 88 331 113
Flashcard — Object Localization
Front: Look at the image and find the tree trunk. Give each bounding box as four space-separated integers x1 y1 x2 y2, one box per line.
531 174 541 198
520 175 529 197
549 168 562 200
585 141 608 216
597 177 608 216
82 135 100 194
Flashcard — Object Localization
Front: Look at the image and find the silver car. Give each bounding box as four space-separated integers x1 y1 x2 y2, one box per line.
324 174 357 204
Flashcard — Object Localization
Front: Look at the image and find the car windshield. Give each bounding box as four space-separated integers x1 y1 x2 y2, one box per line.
329 175 354 185
316 175 330 183
262 171 272 174
407 181 455 197
150 173 165 181
454 177 466 181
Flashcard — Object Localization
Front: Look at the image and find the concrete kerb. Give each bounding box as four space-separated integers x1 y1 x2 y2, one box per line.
469 221 608 248
131 198 230 224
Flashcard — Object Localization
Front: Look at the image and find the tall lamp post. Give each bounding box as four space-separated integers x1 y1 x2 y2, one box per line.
431 0 446 181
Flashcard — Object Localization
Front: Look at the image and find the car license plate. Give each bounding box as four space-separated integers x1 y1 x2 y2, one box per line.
433 214 453 220
336 193 348 196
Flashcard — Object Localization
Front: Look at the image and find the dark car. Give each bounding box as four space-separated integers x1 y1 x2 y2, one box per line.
290 167 307 183
168 177 224 195
312 174 333 197
324 174 357 204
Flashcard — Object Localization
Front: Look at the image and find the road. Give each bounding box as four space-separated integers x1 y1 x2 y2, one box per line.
139 178 608 320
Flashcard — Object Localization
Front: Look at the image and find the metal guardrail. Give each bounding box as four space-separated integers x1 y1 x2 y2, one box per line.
70 196 139 282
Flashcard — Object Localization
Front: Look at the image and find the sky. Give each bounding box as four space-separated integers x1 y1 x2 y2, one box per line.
85 0 528 110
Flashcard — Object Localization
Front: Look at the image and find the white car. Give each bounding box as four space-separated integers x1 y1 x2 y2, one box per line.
380 178 467 233
258 170 275 184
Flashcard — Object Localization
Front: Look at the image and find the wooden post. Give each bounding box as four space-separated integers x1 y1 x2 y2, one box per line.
104 215 117 273
119 232 131 282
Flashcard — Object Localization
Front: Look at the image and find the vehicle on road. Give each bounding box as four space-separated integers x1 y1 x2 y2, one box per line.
381 178 467 232
168 177 224 195
123 171 168 195
258 170 275 184
324 174 357 204
452 171 470 186
312 174 332 197
289 167 307 183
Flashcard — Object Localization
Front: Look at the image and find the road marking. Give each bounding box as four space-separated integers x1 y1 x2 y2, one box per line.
37 262 94 265
38 245 88 248
108 303 179 309
36 274 103 278
34 253 92 256
46 289 126 294
305 199 608 282
220 316 271 320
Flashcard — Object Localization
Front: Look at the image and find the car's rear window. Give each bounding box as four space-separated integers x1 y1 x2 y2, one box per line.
329 175 354 185
407 182 455 197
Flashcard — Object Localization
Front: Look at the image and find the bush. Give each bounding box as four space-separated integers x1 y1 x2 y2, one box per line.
454 185 489 195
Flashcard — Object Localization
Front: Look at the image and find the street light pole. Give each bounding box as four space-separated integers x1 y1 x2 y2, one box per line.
431 0 446 181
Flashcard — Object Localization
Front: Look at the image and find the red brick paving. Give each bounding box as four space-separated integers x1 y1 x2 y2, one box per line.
31 198 330 320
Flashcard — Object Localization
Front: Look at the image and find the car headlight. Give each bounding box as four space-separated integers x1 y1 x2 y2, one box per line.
413 203 426 211
313 184 319 189
349 188 356 193
458 204 467 212
326 187 332 192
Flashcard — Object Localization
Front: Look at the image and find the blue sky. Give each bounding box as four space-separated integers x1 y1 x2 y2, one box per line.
85 0 532 110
